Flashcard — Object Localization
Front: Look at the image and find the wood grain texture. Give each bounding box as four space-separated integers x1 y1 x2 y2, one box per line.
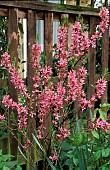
88 17 97 110
101 29 109 104
43 12 53 153
8 8 18 160
27 9 36 167
44 12 53 67
0 1 100 16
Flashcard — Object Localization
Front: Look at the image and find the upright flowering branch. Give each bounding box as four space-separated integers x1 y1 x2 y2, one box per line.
91 7 109 48
1 53 30 99
31 44 55 140
31 44 41 96
56 26 68 80
70 21 90 60
54 25 70 141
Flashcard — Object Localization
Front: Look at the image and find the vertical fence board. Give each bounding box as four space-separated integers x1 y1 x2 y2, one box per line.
101 29 109 104
8 7 18 160
27 10 36 166
88 17 97 110
44 12 53 149
44 12 53 67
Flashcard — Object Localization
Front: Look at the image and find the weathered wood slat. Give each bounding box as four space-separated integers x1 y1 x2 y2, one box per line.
101 29 109 104
18 10 27 18
36 12 44 20
0 1 100 16
44 12 53 67
0 8 8 16
27 9 36 168
8 7 18 160
88 17 97 110
43 12 53 149
53 13 61 21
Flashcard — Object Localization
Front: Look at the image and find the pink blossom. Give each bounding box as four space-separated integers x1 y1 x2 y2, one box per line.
78 98 92 112
70 21 90 59
107 114 110 119
56 127 70 140
18 115 28 129
37 130 43 139
0 114 5 122
31 44 41 69
1 53 11 68
53 113 60 120
1 53 30 99
92 118 110 132
52 120 57 125
96 78 107 99
56 26 68 53
68 68 87 102
42 66 52 83
2 95 13 108
56 25 68 80
22 139 31 149
2 95 29 129
91 7 109 48
49 153 58 162
77 67 87 78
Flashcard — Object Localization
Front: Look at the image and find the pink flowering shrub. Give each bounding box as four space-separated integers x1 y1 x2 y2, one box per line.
0 7 110 169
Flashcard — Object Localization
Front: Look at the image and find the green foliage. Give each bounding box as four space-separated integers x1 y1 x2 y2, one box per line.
0 17 8 55
32 134 57 170
0 149 21 169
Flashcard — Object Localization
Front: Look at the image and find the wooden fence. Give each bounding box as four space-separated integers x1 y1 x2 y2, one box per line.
0 0 109 165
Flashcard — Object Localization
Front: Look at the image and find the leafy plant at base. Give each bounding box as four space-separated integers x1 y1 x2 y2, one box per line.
0 149 22 170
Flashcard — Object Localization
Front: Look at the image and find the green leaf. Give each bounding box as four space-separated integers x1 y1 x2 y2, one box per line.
107 130 110 135
89 109 93 118
16 165 22 170
92 130 99 139
100 103 110 108
18 147 30 163
76 147 85 170
102 148 110 157
2 155 12 162
102 168 110 170
32 134 57 170
74 132 83 146
73 157 78 166
67 150 75 158
99 109 107 120
64 158 73 166
75 113 80 132
87 167 93 170
32 134 45 153
4 161 18 169
3 166 10 170
81 131 88 145
0 149 2 156
0 162 3 168
93 150 101 160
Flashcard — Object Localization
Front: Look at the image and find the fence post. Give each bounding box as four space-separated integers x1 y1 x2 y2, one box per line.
44 12 53 155
27 9 36 169
8 7 18 160
44 12 53 67
88 17 98 112
101 29 109 104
